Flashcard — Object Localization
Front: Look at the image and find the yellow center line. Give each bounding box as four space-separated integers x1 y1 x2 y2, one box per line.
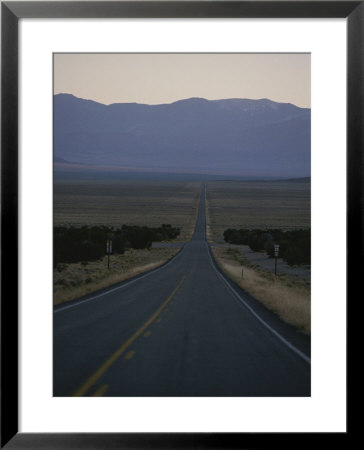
73 275 186 397
124 350 135 360
91 384 109 397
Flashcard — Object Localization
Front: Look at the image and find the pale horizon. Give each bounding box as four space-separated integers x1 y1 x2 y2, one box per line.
54 53 311 108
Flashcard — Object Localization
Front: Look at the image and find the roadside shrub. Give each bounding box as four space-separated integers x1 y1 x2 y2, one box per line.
224 228 310 266
54 223 180 265
122 225 154 249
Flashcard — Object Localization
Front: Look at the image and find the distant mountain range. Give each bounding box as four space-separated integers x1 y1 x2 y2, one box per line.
54 94 310 178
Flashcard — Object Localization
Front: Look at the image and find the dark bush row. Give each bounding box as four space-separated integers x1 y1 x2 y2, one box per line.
54 224 180 265
223 228 310 266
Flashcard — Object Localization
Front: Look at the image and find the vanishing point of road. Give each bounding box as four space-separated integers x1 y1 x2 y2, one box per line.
54 184 310 397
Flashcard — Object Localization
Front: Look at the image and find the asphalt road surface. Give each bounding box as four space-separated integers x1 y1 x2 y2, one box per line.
54 184 310 397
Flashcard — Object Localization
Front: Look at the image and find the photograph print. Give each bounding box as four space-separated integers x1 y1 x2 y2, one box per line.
53 53 311 397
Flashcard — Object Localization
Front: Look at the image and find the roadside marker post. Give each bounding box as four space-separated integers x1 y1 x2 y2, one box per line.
274 244 280 276
106 239 112 270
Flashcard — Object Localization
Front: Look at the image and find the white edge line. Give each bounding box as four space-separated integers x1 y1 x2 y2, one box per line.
206 242 311 365
54 245 186 313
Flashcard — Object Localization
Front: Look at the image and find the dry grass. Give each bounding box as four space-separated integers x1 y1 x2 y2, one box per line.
211 246 311 334
54 179 201 241
54 247 179 305
206 180 310 242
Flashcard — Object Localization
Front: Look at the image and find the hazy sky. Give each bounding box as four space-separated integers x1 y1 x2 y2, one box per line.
54 53 310 108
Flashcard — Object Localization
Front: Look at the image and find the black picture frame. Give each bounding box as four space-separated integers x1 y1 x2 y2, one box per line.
1 1 360 448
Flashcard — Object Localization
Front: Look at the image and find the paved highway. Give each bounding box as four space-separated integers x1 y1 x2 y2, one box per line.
54 184 310 396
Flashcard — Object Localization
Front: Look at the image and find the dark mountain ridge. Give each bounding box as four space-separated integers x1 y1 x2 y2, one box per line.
54 94 310 178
